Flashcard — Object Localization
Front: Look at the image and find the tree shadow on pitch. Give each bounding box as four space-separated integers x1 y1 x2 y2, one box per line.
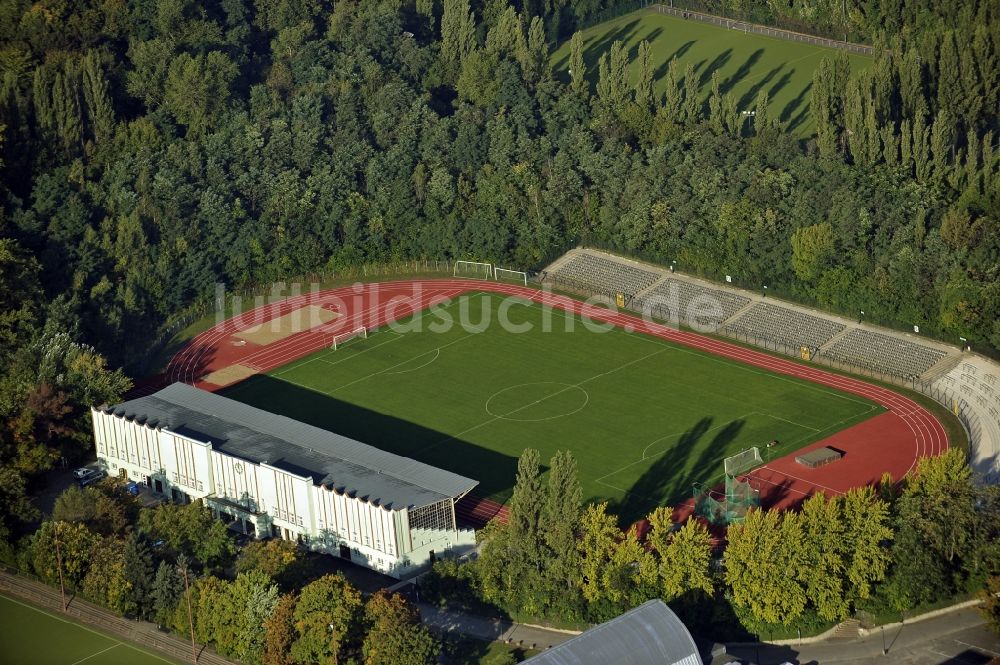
220 375 521 500
606 417 746 526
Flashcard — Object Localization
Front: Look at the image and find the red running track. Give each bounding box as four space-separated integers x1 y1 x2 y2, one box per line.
151 280 949 526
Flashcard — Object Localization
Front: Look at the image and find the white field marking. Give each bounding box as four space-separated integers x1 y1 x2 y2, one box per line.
484 382 591 422
69 644 120 665
275 328 405 374
595 477 631 494
752 464 843 495
277 292 472 375
952 640 1000 657
594 408 831 500
758 411 821 432
740 468 815 497
519 298 875 408
595 412 760 490
379 347 442 375
415 347 671 456
780 404 881 449
322 329 480 395
0 595 174 665
638 414 757 461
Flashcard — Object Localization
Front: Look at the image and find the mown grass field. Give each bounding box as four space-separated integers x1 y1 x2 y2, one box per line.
0 594 179 665
551 8 871 134
224 293 881 523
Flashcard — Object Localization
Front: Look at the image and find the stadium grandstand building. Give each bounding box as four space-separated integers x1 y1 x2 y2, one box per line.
90 383 477 578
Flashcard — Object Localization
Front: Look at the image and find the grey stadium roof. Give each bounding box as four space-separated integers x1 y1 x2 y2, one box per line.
103 383 478 510
523 600 701 665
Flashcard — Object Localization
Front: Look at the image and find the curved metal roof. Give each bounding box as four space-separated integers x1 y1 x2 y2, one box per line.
523 600 702 665
104 383 478 510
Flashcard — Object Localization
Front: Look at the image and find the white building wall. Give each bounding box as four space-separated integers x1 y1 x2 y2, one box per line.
209 450 263 511
90 407 469 578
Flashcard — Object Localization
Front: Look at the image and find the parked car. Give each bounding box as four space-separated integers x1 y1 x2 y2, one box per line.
76 468 105 487
125 481 141 496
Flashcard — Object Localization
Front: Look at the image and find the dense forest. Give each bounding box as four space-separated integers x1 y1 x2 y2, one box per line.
0 0 997 548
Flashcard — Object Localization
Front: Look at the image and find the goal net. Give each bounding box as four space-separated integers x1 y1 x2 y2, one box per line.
693 447 763 525
493 267 528 285
724 447 763 477
331 327 367 350
453 260 493 279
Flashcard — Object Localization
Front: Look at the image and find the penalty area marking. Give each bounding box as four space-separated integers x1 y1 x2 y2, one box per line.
485 382 591 422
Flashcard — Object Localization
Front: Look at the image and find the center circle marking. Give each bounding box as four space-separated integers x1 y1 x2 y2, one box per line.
485 382 590 422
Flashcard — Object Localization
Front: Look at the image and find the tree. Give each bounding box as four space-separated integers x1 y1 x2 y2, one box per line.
569 31 586 95
362 591 439 665
577 502 619 605
29 521 96 588
80 51 114 144
291 574 362 664
521 16 548 85
724 509 807 626
841 486 892 604
635 41 653 110
263 593 297 665
152 560 184 627
791 222 836 281
647 508 713 601
540 451 583 607
662 59 682 123
123 532 155 619
600 525 657 614
236 538 299 581
82 536 134 614
708 71 724 134
138 500 234 568
440 0 476 79
798 494 848 620
478 448 548 615
163 51 237 134
224 570 281 664
681 63 699 124
52 485 96 523
754 90 769 134
936 31 963 123
982 576 1000 634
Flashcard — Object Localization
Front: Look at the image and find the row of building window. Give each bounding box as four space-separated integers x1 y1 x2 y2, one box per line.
171 473 203 492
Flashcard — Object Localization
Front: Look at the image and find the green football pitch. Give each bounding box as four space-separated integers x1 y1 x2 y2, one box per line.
223 293 881 522
550 8 871 135
0 594 179 665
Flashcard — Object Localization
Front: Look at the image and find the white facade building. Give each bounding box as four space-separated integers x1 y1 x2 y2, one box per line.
91 383 478 578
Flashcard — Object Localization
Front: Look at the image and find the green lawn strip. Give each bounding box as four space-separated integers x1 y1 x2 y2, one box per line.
441 635 537 664
0 593 181 665
550 8 871 134
224 293 880 523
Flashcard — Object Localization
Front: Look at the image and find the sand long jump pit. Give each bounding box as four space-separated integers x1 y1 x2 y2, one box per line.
202 364 260 387
232 305 339 346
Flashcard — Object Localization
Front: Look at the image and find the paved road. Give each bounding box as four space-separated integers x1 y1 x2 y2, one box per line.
713 608 1000 665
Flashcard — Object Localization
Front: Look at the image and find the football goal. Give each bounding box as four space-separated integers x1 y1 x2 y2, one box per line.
724 446 763 477
695 447 763 525
331 327 367 350
453 260 493 279
494 267 528 285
